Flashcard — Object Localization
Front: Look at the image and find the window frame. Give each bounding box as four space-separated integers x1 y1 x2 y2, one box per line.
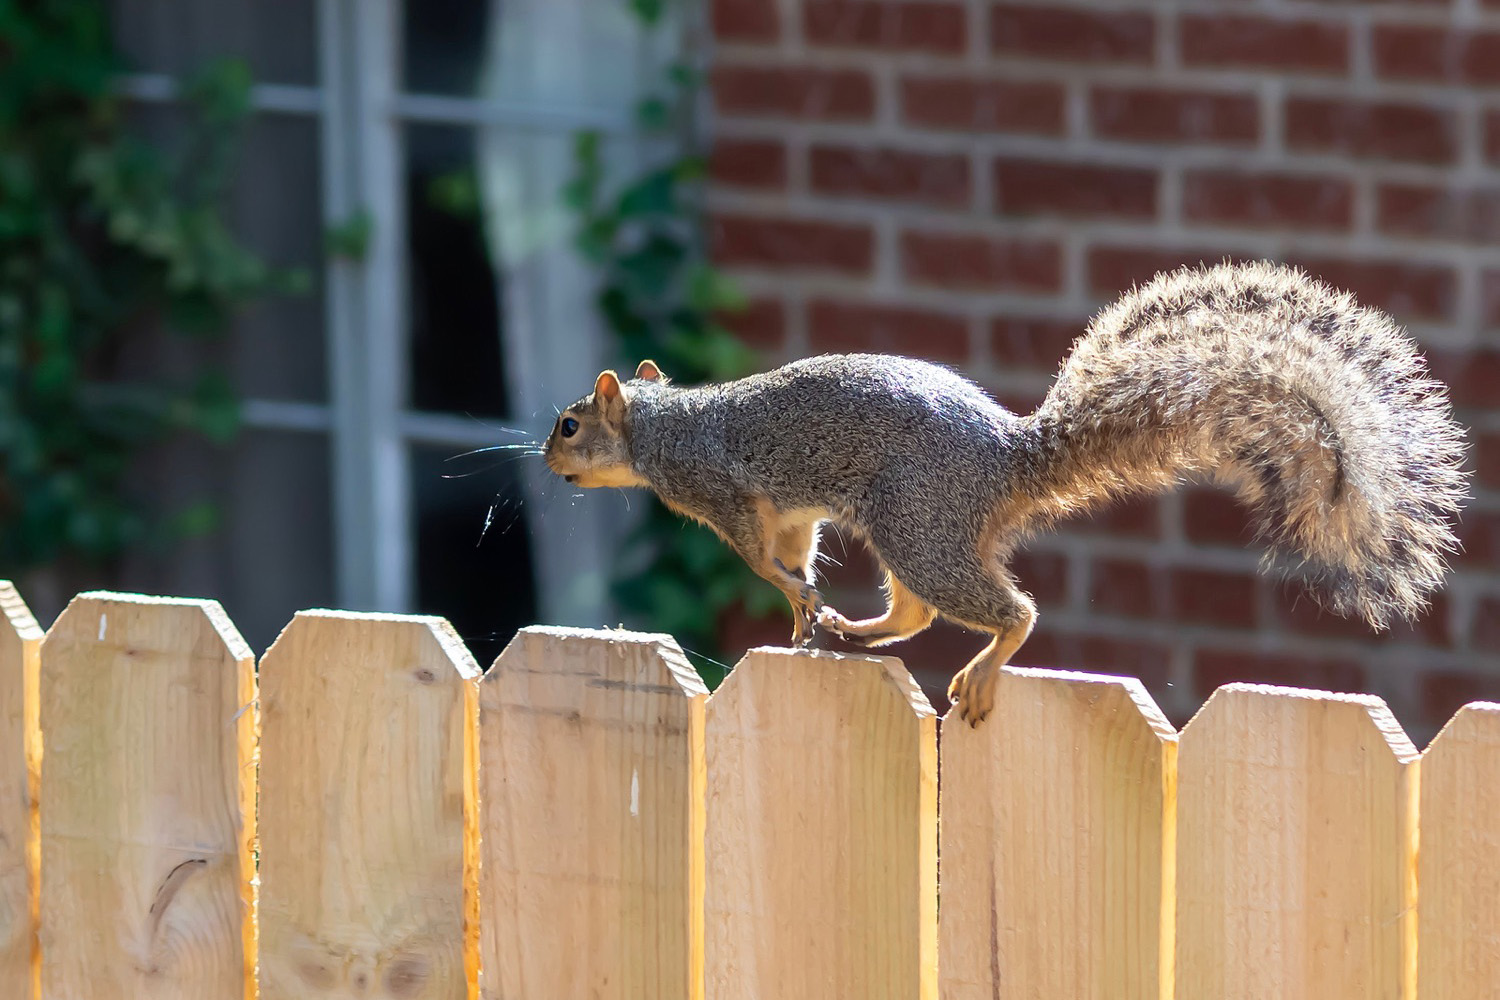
121 0 638 625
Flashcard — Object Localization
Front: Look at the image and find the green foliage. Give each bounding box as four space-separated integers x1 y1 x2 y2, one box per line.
0 1 303 575
565 8 778 684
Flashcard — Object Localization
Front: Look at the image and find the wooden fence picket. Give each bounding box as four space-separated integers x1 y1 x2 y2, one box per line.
0 583 41 1000
939 666 1177 1000
1417 701 1500 998
38 592 256 1000
255 611 479 1000
703 647 937 1000
478 626 708 1000
1175 684 1418 999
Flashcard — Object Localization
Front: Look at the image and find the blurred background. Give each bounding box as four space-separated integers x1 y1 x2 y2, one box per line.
6 0 1500 739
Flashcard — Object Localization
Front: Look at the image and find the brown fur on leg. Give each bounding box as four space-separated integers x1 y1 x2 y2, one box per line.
947 599 1036 726
818 571 937 646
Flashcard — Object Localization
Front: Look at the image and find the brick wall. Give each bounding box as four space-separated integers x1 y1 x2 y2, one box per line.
705 0 1500 737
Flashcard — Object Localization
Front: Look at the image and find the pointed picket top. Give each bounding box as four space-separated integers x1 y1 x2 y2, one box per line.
940 666 1177 1000
256 609 480 1000
705 646 937 1000
479 626 707 1000
1176 682 1417 1000
0 583 41 1000
39 591 256 1000
1417 700 1500 999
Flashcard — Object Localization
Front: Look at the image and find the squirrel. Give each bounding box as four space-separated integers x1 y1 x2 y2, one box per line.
543 262 1467 725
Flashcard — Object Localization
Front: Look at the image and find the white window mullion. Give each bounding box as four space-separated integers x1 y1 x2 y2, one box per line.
319 0 412 613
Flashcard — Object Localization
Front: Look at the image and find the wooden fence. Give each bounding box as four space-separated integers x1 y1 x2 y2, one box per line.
1 585 1497 999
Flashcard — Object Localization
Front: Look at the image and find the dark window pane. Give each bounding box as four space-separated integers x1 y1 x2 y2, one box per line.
403 0 493 95
108 104 325 402
405 123 508 417
228 114 326 402
108 0 318 87
411 444 536 665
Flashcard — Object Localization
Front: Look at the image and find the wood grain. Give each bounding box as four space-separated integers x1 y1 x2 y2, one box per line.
256 610 479 1000
939 666 1177 1000
1417 700 1500 998
0 583 41 1000
1175 683 1417 999
38 592 256 1000
478 626 708 1000
704 647 937 1000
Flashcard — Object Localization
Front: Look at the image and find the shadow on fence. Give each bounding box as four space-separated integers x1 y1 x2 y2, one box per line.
1 584 1497 999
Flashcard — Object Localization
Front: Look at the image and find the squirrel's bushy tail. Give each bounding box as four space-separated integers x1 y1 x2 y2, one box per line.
1024 261 1466 626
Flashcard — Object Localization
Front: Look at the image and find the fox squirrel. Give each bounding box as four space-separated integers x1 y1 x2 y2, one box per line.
544 262 1466 724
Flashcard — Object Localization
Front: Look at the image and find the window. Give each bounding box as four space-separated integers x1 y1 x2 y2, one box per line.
111 0 658 655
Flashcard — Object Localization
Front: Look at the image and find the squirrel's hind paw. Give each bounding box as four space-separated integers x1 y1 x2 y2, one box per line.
949 661 1001 727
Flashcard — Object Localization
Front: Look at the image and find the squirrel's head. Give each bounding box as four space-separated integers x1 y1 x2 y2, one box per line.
544 360 664 488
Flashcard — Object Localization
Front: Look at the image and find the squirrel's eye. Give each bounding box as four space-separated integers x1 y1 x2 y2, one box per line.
561 417 579 438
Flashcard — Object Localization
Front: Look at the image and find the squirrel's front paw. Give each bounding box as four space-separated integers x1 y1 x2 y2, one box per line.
948 662 1000 727
815 606 848 639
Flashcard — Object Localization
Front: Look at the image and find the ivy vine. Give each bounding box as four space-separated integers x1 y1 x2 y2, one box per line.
0 1 303 579
564 0 782 682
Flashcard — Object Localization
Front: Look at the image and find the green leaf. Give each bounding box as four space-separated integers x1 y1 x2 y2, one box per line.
325 208 374 261
634 96 670 131
628 0 666 25
686 265 746 313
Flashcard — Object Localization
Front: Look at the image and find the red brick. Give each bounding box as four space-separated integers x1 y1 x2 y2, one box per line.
720 297 786 350
1184 489 1254 547
809 145 972 209
1478 432 1500 491
1428 348 1500 409
1373 25 1500 85
807 298 970 362
1454 507 1500 567
901 230 1062 291
1376 184 1500 243
1394 591 1453 647
1090 559 1160 618
1474 596 1500 651
901 75 1065 134
1487 110 1500 165
995 158 1158 219
1181 15 1349 73
1285 97 1457 165
1183 169 1353 231
1018 630 1171 688
709 137 787 190
1086 246 1246 298
1290 257 1454 321
990 4 1154 63
804 1 966 54
712 0 779 42
712 214 874 274
989 315 1083 371
1486 271 1500 328
1421 668 1500 729
1060 495 1162 539
712 64 875 121
1090 86 1259 145
1192 648 1365 696
1171 568 1258 628
1010 550 1069 605
1276 594 1381 642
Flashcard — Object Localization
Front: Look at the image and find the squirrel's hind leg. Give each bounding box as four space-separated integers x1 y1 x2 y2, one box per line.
818 571 937 646
944 584 1037 727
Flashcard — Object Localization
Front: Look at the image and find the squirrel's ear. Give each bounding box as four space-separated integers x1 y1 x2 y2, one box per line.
635 359 664 382
594 369 623 403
